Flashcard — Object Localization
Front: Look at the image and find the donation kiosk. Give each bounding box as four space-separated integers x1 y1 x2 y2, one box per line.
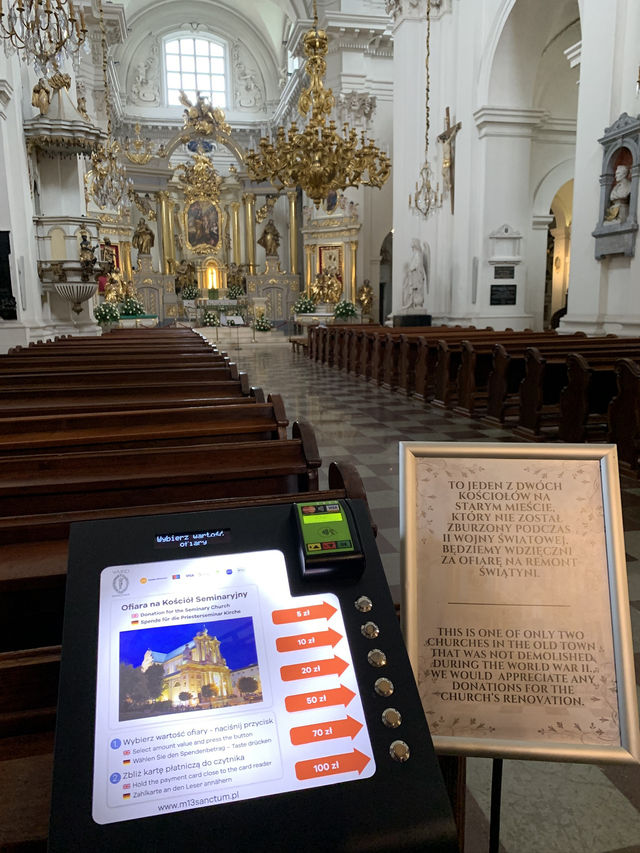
49 499 458 852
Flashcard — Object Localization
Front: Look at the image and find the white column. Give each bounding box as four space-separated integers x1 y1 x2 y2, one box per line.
389 1 429 316
562 0 640 335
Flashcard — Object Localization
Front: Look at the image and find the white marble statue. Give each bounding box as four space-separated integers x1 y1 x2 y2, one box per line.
402 239 429 310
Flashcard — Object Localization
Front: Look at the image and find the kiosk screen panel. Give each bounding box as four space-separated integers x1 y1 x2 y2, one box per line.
94 549 375 824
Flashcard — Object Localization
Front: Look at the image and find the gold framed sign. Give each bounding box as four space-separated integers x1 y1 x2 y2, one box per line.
400 442 639 764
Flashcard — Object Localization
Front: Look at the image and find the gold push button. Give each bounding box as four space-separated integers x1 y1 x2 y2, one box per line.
361 621 379 639
374 677 394 697
367 648 387 667
355 595 373 613
389 740 410 762
382 708 402 729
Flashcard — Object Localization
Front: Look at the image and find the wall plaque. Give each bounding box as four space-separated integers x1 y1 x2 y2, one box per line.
400 442 639 763
490 284 517 305
493 266 515 280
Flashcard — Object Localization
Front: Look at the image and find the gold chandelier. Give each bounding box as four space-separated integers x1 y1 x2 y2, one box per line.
86 0 131 212
410 0 441 218
246 0 390 208
0 0 88 76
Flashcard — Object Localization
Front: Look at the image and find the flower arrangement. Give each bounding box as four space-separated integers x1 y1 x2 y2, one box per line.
227 283 244 300
203 310 221 327
181 283 199 300
120 297 145 317
253 313 272 332
94 302 120 325
292 295 316 314
333 299 357 318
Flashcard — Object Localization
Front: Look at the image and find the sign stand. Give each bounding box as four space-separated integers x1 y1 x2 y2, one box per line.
489 758 503 853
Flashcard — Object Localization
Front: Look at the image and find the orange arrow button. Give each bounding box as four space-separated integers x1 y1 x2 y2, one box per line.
290 715 363 746
280 656 349 682
295 749 371 781
285 684 356 713
276 627 343 653
272 602 337 625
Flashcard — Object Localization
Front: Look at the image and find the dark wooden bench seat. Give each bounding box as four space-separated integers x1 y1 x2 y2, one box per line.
0 362 242 389
483 337 627 427
0 377 252 412
10 339 218 354
0 432 322 518
514 343 640 441
430 333 557 408
605 359 640 474
289 335 309 354
558 354 621 443
0 396 289 455
0 386 262 418
451 332 594 417
0 352 230 373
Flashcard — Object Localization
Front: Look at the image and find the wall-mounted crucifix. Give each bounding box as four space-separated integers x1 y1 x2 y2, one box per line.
437 107 462 214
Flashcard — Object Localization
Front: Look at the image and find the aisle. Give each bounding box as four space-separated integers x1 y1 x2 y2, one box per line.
222 339 518 598
221 341 640 853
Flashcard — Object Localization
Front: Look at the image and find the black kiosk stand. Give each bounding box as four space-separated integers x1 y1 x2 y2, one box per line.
49 500 458 852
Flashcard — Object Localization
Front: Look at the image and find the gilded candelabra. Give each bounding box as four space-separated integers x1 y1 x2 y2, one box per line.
246 1 390 207
0 0 88 75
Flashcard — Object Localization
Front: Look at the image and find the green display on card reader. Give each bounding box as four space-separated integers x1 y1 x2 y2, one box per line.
297 503 354 554
293 500 365 579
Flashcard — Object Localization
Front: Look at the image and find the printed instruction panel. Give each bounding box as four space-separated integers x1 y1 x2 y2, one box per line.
93 549 375 824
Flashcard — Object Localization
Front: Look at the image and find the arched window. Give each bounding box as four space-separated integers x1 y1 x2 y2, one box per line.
164 35 227 108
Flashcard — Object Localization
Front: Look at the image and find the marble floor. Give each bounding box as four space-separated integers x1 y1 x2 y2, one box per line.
202 333 640 853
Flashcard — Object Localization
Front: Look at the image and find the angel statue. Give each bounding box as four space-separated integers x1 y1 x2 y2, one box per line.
402 239 430 310
179 90 231 136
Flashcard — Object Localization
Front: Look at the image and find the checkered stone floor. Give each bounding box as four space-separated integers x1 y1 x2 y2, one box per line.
218 339 640 853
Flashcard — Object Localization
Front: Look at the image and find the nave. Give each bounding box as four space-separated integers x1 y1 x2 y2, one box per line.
218 337 640 853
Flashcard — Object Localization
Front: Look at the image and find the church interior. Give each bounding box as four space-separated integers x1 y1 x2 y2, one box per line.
0 0 640 850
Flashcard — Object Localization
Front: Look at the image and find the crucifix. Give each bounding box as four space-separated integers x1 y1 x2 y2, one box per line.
437 107 462 214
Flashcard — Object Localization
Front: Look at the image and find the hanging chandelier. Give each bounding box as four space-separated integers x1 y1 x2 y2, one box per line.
0 0 88 76
246 0 390 208
409 0 441 217
86 0 131 212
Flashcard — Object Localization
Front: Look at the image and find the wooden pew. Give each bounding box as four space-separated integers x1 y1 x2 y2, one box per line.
0 363 242 389
0 428 323 519
515 342 640 440
0 396 289 456
482 336 608 426
331 324 373 370
608 359 640 474
0 377 255 416
451 332 578 416
558 353 619 443
11 338 216 354
0 351 230 372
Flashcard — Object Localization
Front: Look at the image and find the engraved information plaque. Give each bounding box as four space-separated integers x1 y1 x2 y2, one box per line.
490 284 517 305
400 443 639 763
